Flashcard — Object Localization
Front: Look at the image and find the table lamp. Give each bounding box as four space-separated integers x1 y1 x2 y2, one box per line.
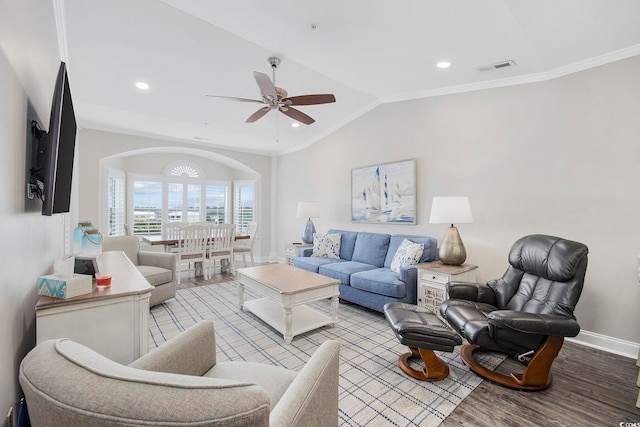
296 201 320 244
429 197 473 265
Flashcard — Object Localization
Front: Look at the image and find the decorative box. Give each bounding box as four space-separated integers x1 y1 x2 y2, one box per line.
37 274 93 299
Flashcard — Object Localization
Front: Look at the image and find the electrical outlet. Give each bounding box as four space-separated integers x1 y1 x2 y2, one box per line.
6 406 14 427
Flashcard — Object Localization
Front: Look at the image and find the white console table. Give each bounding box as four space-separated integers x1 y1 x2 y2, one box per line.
36 251 153 364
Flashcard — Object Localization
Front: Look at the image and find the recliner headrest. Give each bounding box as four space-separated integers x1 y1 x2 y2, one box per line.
508 234 588 282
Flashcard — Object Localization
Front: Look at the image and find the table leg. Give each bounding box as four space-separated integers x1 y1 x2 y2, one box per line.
284 306 293 344
331 295 339 326
238 282 244 309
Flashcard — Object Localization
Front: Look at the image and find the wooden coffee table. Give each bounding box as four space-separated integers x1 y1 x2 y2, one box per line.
237 264 340 344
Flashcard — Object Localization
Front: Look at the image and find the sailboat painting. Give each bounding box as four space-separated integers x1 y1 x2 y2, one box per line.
351 159 416 224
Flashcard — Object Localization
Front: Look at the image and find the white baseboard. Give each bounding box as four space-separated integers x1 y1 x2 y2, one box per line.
567 330 638 359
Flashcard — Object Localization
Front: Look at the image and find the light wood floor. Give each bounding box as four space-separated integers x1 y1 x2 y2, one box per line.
178 267 640 426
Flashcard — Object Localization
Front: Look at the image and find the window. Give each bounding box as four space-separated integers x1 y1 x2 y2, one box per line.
233 180 255 234
130 175 162 235
205 183 228 224
164 161 204 223
104 168 125 236
119 161 233 236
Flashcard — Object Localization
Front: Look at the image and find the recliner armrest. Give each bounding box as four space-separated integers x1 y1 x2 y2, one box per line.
139 250 177 273
129 320 217 376
488 310 580 337
446 281 497 306
270 340 340 427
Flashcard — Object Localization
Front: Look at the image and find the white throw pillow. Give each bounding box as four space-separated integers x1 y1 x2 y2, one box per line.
311 233 341 259
390 238 424 273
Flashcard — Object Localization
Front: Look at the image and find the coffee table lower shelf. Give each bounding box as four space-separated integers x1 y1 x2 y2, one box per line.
243 297 334 342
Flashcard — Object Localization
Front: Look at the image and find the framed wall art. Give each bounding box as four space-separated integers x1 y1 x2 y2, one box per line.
351 158 416 224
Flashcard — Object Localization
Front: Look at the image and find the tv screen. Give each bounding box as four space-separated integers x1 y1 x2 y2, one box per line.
43 62 77 216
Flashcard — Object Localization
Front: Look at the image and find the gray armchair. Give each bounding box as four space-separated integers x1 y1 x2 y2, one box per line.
19 320 340 426
102 235 176 306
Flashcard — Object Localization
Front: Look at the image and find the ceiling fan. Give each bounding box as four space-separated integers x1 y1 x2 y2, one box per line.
206 57 336 125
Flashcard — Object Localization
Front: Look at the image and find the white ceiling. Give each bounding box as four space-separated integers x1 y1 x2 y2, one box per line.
62 0 640 156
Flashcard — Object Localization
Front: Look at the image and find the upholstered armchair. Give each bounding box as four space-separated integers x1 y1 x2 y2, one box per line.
102 235 176 306
19 320 341 426
440 234 588 390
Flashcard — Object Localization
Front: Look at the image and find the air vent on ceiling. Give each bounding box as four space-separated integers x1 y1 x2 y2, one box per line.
477 60 516 72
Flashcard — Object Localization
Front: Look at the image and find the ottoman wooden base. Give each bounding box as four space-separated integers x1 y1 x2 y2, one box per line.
399 347 450 381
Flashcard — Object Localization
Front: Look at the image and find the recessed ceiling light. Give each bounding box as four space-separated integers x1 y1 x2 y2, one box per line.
436 61 452 69
135 81 150 90
291 122 300 128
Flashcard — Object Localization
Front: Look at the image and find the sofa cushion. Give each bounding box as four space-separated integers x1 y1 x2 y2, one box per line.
384 234 438 268
327 229 358 260
319 262 377 285
351 268 406 298
390 239 424 273
311 233 341 259
136 265 172 287
293 257 344 273
351 232 390 267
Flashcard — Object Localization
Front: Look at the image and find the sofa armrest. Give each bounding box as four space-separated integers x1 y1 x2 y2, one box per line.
129 320 217 376
270 340 340 427
301 247 313 257
139 250 176 273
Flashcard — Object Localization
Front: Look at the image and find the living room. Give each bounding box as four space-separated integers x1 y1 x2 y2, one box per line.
2 1 640 425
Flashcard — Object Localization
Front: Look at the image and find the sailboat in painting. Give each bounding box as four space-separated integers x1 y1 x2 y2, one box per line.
353 160 416 224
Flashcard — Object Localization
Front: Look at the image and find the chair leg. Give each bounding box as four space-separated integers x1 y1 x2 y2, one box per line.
398 347 450 381
459 335 564 391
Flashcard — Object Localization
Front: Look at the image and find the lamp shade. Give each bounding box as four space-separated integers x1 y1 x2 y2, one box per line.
429 197 473 225
296 201 320 219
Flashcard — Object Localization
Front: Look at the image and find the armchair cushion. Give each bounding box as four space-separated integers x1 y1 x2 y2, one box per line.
136 265 173 286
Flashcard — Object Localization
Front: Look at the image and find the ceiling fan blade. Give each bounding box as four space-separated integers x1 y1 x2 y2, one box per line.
245 106 271 123
253 71 278 101
279 106 315 125
283 94 336 106
205 95 264 104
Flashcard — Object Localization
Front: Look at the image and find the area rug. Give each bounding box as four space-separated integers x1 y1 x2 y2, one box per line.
149 282 504 426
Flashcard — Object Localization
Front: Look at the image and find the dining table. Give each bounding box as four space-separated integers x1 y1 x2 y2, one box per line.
142 234 250 276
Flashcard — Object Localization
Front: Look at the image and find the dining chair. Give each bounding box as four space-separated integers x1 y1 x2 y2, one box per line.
207 224 235 276
165 222 185 253
176 224 209 284
234 221 258 267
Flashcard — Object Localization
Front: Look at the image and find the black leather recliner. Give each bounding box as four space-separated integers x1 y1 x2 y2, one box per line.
440 234 588 390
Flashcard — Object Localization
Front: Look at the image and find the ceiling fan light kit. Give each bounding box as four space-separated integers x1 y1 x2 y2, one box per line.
206 57 336 125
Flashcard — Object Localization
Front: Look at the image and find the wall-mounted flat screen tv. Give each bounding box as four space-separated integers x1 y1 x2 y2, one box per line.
42 61 77 216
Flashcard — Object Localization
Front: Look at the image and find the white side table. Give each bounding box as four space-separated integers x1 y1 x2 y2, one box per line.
284 243 313 265
417 261 478 314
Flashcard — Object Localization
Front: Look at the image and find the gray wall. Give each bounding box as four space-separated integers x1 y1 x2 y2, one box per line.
276 56 640 348
0 0 67 417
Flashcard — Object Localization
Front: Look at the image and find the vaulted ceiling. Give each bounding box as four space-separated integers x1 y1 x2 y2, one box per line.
62 0 640 155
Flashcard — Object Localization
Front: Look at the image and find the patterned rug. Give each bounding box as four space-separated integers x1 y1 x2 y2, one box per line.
149 282 504 426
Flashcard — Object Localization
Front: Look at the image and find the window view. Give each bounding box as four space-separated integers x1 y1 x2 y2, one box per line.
206 184 227 223
119 162 252 237
233 181 255 234
132 179 162 235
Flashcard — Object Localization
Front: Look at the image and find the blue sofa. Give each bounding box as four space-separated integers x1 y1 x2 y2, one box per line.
293 229 438 313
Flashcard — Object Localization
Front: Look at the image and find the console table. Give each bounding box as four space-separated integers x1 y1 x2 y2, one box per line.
35 251 153 364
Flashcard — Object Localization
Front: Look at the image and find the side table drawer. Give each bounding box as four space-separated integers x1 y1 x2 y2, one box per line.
285 246 298 256
423 272 449 284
